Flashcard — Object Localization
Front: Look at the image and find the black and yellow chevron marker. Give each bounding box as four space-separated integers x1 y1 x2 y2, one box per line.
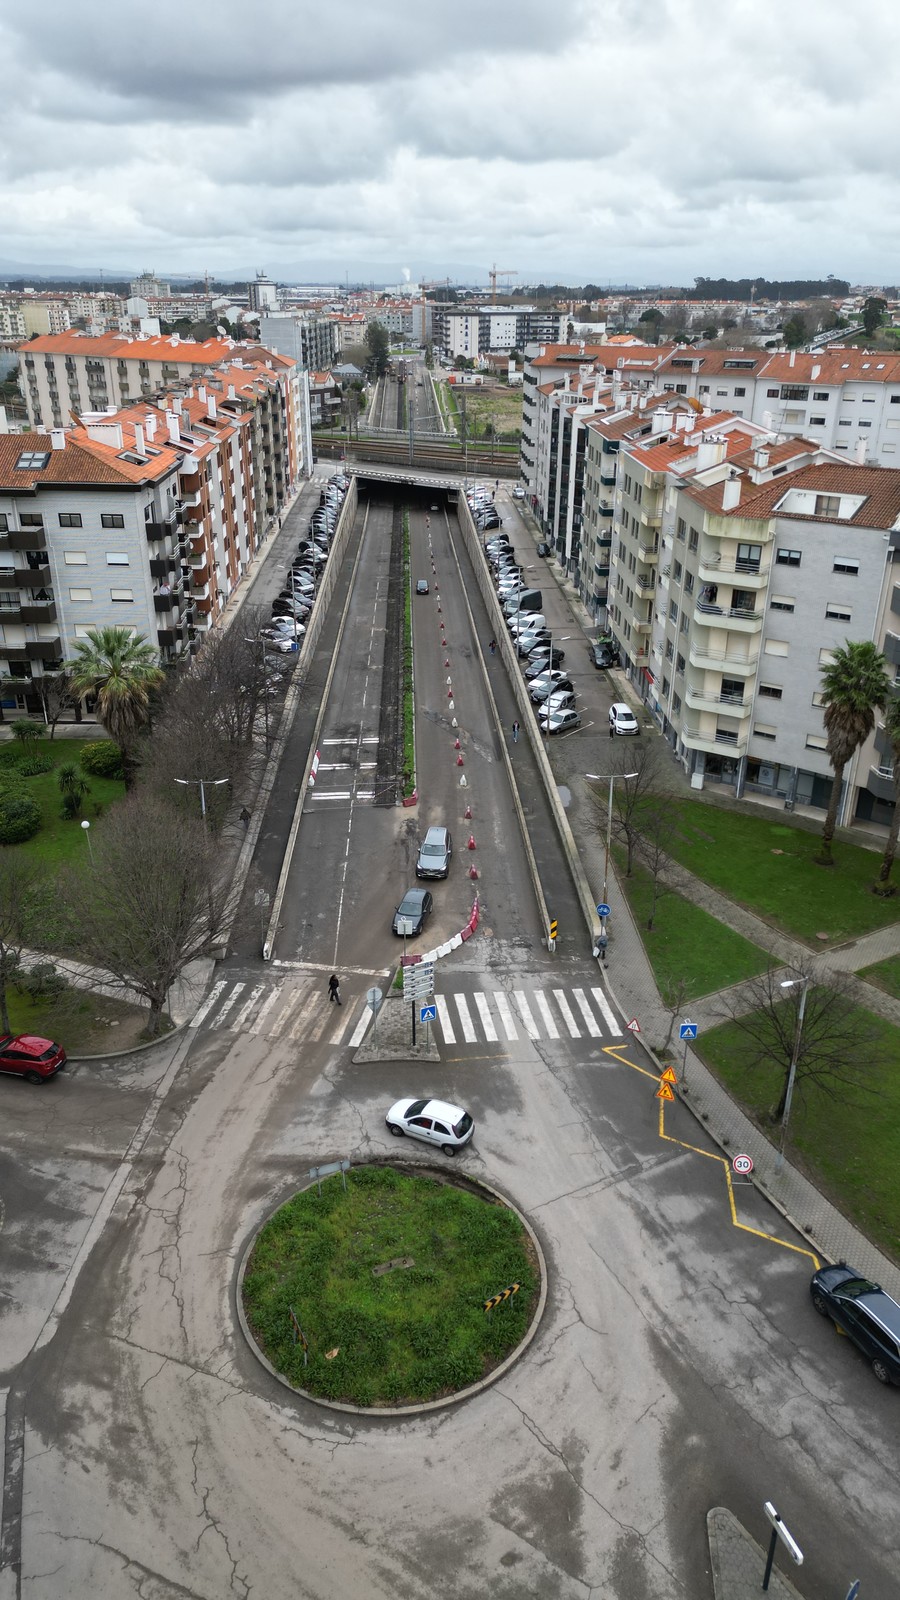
483 1281 521 1313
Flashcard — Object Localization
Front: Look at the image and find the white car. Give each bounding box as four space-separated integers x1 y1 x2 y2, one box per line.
265 636 300 654
513 485 526 499
385 1097 475 1156
609 702 640 736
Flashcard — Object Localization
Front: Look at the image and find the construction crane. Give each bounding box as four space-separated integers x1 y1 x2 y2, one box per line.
489 265 518 303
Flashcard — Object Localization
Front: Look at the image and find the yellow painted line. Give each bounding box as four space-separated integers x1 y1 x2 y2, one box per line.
603 1044 656 1079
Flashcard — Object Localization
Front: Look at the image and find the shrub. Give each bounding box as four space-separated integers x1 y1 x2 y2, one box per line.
0 790 41 844
17 751 53 777
9 718 41 744
16 961 68 1003
79 740 125 779
0 746 25 772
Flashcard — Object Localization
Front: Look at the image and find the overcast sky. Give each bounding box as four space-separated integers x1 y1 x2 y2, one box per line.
1 0 898 287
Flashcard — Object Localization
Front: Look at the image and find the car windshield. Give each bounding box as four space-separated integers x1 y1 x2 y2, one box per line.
453 1113 473 1137
398 894 420 913
836 1278 880 1300
422 844 441 855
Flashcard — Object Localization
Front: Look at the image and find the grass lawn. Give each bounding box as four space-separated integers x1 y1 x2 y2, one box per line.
2 738 124 869
242 1164 538 1406
7 983 160 1052
662 798 900 944
696 1006 900 1262
616 857 770 998
858 954 900 1001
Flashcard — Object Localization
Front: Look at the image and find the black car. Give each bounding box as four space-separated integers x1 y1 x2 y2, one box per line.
415 579 430 595
525 647 565 670
392 888 433 937
536 542 552 557
810 1263 900 1385
589 640 618 669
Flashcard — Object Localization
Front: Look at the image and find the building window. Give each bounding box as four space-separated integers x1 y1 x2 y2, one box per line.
776 548 801 566
0 515 7 531
58 512 83 528
662 675 671 697
812 690 825 707
759 683 783 699
669 600 678 623
110 588 134 602
767 388 779 398
14 451 50 471
833 558 859 575
106 552 129 565
734 387 746 397
754 725 777 741
680 613 690 635
825 603 852 621
813 391 829 401
673 561 683 582
101 513 126 529
672 693 681 714
838 419 852 426
63 550 88 565
20 513 44 527
810 416 826 426
765 639 789 657
818 648 836 666
688 528 698 552
684 572 694 594
68 587 92 601
770 597 795 613
665 639 674 661
73 625 96 638
676 653 685 674
806 733 828 750
676 517 686 541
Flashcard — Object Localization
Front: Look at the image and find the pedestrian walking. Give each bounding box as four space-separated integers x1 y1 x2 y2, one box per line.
512 720 520 744
488 638 496 655
328 973 342 1005
609 719 615 738
239 805 251 828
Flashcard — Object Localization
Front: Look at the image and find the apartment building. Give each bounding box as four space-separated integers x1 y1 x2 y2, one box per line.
521 343 673 493
432 305 567 366
258 313 337 373
248 273 279 313
18 332 235 430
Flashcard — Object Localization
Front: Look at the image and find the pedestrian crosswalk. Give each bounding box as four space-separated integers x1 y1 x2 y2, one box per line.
191 972 622 1049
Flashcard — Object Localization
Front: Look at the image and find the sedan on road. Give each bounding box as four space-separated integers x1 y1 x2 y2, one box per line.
810 1263 900 1385
538 706 582 735
391 888 433 937
385 1097 475 1156
415 579 430 595
0 1033 67 1084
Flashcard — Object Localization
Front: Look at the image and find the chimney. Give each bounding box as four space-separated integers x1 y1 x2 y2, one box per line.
208 395 217 420
144 412 157 440
50 428 66 450
133 423 145 455
753 447 770 471
722 473 742 511
789 350 795 368
811 363 821 380
228 384 236 399
651 409 670 436
167 413 180 444
198 385 206 403
855 438 868 464
173 395 183 415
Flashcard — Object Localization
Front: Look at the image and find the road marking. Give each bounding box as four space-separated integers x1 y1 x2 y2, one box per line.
231 983 265 1032
474 992 498 1042
493 992 519 1041
591 986 622 1037
268 985 305 1037
309 790 353 800
513 990 540 1040
453 993 477 1043
533 991 559 1039
435 995 456 1043
190 979 226 1029
348 1003 373 1047
212 982 245 1028
251 984 284 1035
553 989 581 1038
571 989 601 1037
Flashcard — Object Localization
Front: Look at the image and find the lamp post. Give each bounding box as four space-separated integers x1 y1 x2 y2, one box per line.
245 636 271 750
585 770 639 935
80 817 94 865
539 633 571 741
777 975 810 1168
174 776 229 823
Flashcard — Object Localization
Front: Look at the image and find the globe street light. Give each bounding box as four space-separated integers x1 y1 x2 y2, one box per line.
777 975 811 1168
80 817 94 865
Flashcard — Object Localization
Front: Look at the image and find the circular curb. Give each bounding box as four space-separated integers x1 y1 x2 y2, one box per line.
235 1162 548 1417
68 1018 188 1061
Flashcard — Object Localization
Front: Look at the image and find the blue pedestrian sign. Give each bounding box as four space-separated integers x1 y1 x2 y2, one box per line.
596 903 611 918
419 1004 437 1023
679 1021 698 1041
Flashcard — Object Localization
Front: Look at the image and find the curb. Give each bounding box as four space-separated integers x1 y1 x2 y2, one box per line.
68 1018 188 1061
234 1162 549 1417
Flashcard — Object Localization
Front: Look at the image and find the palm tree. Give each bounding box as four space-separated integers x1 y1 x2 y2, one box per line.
817 640 892 865
67 627 164 789
875 695 900 894
57 761 90 819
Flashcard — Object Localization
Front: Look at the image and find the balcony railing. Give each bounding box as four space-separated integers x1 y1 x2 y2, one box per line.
688 641 760 674
636 575 656 592
683 723 749 756
868 764 896 802
686 683 751 715
15 566 51 588
20 601 56 624
8 528 47 551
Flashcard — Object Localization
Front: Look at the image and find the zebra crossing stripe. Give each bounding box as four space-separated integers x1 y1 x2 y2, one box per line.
269 985 306 1038
453 993 477 1043
212 982 246 1028
348 1003 373 1047
288 987 322 1040
435 995 456 1044
571 988 601 1038
191 979 226 1029
330 1001 359 1044
493 993 519 1041
590 987 622 1037
474 992 498 1042
231 984 265 1033
553 989 581 1038
513 991 540 1040
251 984 285 1036
532 991 559 1039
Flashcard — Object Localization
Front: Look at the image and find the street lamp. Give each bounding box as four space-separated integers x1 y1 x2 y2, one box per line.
80 817 94 865
777 975 811 1167
174 776 229 822
585 770 639 934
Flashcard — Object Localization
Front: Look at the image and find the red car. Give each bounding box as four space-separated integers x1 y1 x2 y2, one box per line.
0 1033 67 1084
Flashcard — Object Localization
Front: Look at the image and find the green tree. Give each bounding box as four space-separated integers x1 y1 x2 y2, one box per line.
874 695 900 894
10 718 41 744
365 320 390 378
638 308 664 342
818 641 892 865
57 761 90 819
67 626 164 790
863 297 888 337
782 314 808 348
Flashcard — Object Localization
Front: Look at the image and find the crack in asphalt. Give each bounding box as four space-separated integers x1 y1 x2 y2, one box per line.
189 1437 253 1597
25 1534 212 1598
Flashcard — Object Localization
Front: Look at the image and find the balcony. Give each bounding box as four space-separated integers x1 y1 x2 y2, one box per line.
15 565 50 588
685 683 752 716
694 601 762 633
636 574 656 593
149 557 176 579
637 539 659 563
600 471 616 487
25 637 61 660
154 591 175 612
8 527 47 551
698 552 768 587
157 628 176 647
19 601 56 624
640 509 662 530
145 522 175 542
868 764 897 803
883 630 900 668
683 723 749 757
1 646 31 664
689 640 759 675
190 560 210 587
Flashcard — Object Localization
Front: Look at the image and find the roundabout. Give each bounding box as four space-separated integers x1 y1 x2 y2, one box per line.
238 1162 546 1412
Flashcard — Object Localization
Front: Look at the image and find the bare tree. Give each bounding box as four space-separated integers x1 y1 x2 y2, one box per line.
660 976 692 1055
61 794 238 1036
636 797 677 931
589 739 667 877
36 671 79 738
0 855 43 1033
718 964 882 1123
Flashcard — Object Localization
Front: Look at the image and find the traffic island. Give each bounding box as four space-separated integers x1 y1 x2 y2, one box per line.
238 1163 546 1413
352 992 440 1063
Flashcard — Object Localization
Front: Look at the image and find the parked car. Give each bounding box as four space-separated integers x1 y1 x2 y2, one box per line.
538 706 582 735
416 825 452 879
529 673 574 702
265 636 299 654
589 642 617 669
536 542 552 557
391 888 433 937
810 1263 900 1385
609 702 639 736
385 1097 474 1156
0 1032 66 1084
524 651 563 678
415 579 430 595
543 688 576 714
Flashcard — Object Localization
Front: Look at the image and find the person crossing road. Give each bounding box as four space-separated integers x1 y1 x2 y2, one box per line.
328 973 342 1005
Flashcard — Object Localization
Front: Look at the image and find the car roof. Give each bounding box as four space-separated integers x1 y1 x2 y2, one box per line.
611 702 635 715
399 887 429 905
421 1098 466 1121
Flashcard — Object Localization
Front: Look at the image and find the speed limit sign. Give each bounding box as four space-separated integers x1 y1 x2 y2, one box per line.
732 1153 754 1176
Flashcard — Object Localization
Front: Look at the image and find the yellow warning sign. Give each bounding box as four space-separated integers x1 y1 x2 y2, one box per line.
661 1067 677 1084
656 1081 675 1102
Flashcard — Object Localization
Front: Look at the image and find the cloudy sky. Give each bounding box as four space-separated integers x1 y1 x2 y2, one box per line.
1 0 898 286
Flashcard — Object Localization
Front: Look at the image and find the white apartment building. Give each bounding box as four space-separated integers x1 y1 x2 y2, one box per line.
18 332 236 431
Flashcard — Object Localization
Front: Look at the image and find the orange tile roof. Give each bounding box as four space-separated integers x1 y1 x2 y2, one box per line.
19 330 236 362
0 429 177 490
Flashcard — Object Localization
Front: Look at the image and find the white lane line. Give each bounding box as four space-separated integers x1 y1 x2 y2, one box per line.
474 992 498 1042
435 995 456 1044
348 1003 372 1047
309 791 353 801
231 983 265 1033
571 989 601 1038
553 989 581 1038
190 979 226 1029
289 986 324 1041
493 992 519 1041
329 1000 356 1044
268 985 306 1038
212 982 245 1029
453 993 477 1043
591 986 623 1037
250 984 284 1037
533 991 559 1039
513 990 540 1040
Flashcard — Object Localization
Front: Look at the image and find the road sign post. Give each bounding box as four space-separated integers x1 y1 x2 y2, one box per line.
762 1502 803 1591
679 1019 698 1086
366 985 383 1046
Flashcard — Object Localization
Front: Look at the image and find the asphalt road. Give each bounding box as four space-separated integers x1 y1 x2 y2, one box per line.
1 486 899 1600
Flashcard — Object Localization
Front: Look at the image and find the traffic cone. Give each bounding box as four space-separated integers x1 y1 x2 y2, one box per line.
467 834 476 850
444 658 450 667
459 774 468 787
454 738 460 749
456 754 464 766
451 716 458 728
464 804 472 819
468 864 479 880
447 686 453 698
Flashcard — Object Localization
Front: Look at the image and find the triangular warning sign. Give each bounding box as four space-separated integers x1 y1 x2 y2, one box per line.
656 1081 675 1101
627 1017 641 1033
661 1067 677 1084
